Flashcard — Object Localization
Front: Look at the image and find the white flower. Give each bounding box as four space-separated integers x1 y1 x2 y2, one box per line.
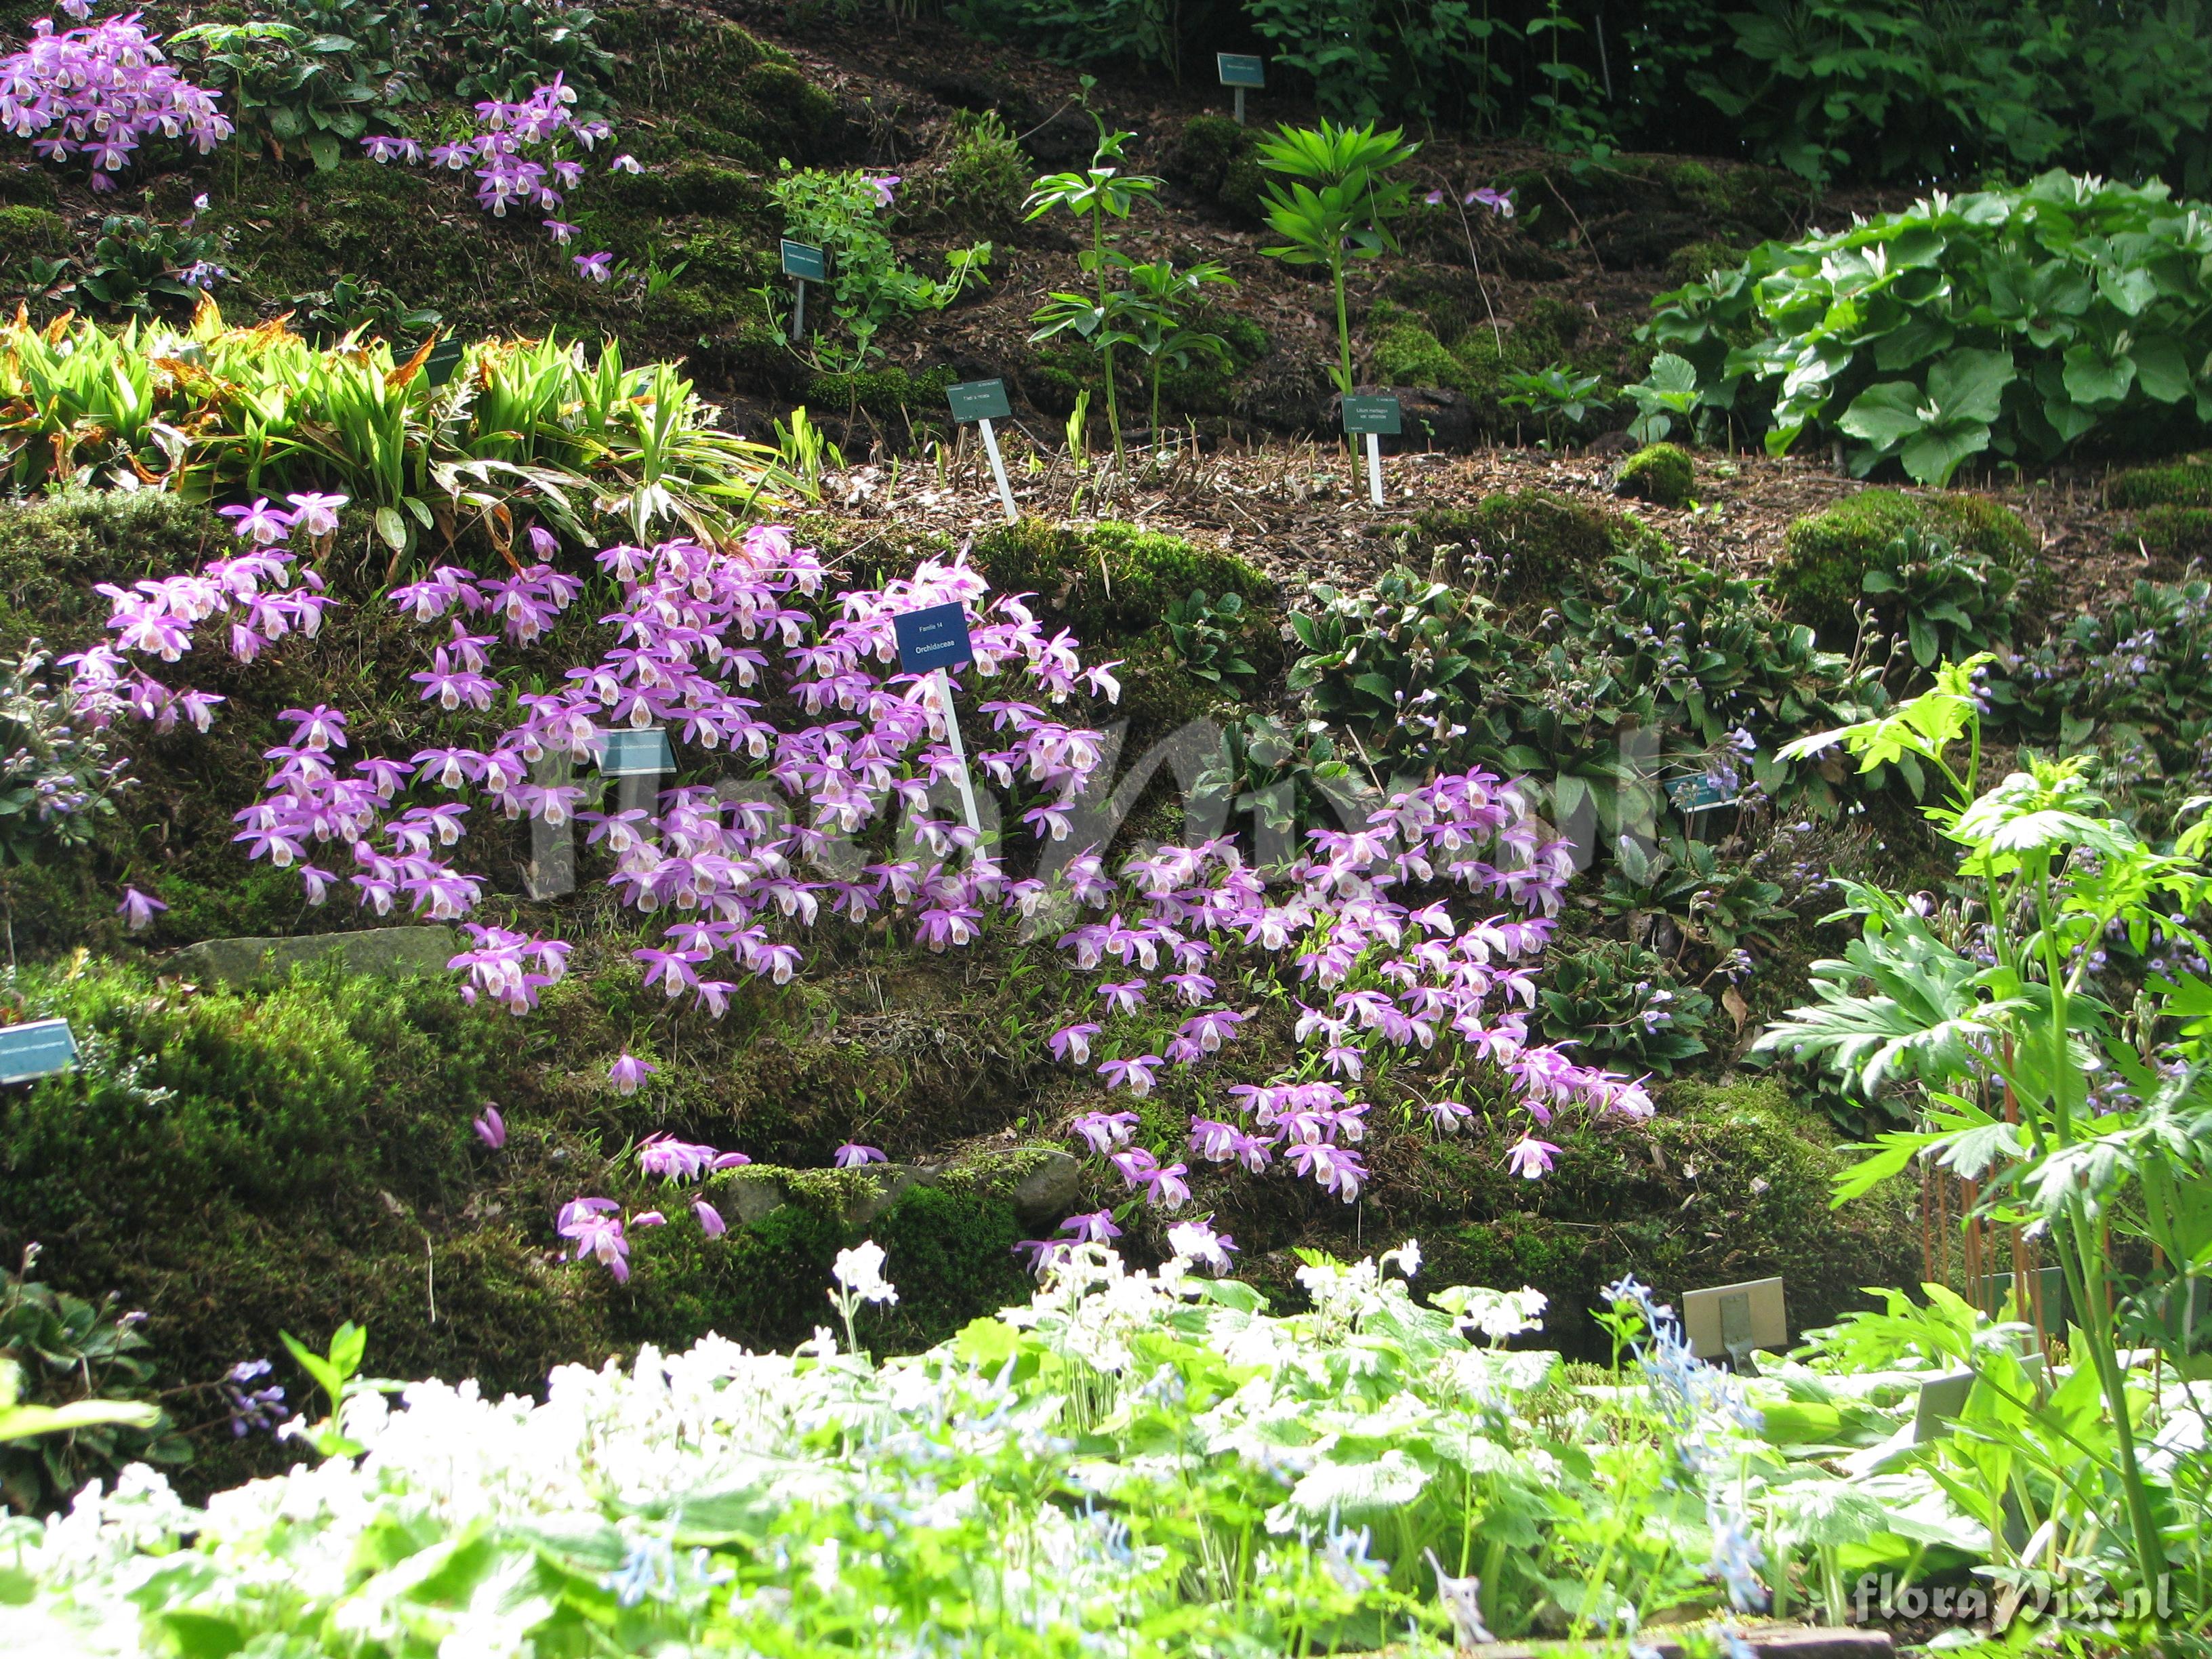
832 1240 897 1306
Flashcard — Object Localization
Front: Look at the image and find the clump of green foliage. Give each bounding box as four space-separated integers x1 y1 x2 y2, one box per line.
1773 489 2037 644
1642 173 2212 482
1286 536 1884 833
1614 442 1694 506
0 1247 186 1513
1537 939 1713 1073
1162 115 1266 221
2135 506 2212 565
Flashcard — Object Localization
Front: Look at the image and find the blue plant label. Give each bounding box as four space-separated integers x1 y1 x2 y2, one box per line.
600 728 674 777
780 239 828 282
1666 773 1740 813
423 335 465 388
0 1018 78 1085
945 379 1012 422
895 601 975 674
1216 53 1266 87
1341 394 1402 434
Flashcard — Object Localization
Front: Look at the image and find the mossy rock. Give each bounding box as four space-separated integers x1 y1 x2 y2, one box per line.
0 163 58 209
1153 312 1271 418
1373 318 1463 390
2108 459 2212 510
1414 489 1652 604
1614 442 1694 508
1380 1078 1919 1359
2133 504 2212 564
0 490 222 655
1163 115 1265 222
807 363 958 421
1662 238 1748 290
1774 488 2036 638
0 203 66 255
971 518 1268 643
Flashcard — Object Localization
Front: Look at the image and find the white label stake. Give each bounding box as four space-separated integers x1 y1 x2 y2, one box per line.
932 665 983 835
977 415 1017 522
790 277 806 343
1233 85 1245 124
1365 430 1384 506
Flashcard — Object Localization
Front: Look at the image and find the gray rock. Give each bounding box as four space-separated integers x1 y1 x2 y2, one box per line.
1010 1151 1082 1219
169 926 459 989
718 1170 791 1227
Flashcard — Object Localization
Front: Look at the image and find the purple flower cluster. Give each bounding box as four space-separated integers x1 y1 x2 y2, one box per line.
219 1357 285 1438
1031 772 1641 1220
366 76 616 270
65 498 339 737
0 12 232 188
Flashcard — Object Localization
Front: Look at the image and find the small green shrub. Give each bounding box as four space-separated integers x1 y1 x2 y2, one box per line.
1642 173 2212 481
2109 459 2212 510
1614 442 1694 507
936 111 1029 235
1536 939 1712 1073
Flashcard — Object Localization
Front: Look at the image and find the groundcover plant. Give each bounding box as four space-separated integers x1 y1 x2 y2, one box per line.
0 1240 2009 1655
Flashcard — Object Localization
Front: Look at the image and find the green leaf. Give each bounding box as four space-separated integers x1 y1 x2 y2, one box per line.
2133 333 2194 403
373 506 408 551
1925 348 2013 424
2062 341 2135 407
1900 419 1991 486
1836 382 1923 451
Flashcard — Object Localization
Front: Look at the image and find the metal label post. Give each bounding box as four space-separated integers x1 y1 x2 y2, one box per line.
893 600 983 836
1340 393 1402 507
1217 54 1265 125
945 378 1018 522
780 239 827 344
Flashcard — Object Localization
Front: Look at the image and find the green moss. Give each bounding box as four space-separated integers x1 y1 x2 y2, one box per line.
2108 460 2212 510
0 203 66 255
0 163 58 209
807 363 958 420
0 491 220 656
1662 239 1748 290
1153 312 1271 416
1615 442 1694 508
601 7 842 166
971 518 1269 642
1373 318 1462 388
1414 489 1649 603
2134 504 2212 563
1775 488 2036 636
1164 115 1264 221
1397 1078 1917 1359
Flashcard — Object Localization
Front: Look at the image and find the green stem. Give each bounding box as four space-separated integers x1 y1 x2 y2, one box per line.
1330 250 1353 398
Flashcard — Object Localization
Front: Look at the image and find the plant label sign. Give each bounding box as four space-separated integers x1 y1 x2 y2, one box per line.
1666 772 1740 814
781 240 827 342
1216 52 1264 121
1342 394 1400 506
600 727 674 777
0 1017 79 1085
1681 1275 1786 1369
894 602 983 834
945 380 1019 523
423 335 465 388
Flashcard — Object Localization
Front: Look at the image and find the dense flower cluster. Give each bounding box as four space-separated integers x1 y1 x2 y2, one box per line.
0 12 232 186
365 76 616 266
1028 769 1641 1220
81 499 1643 1290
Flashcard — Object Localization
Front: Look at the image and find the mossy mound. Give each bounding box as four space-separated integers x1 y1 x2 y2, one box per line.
0 952 1063 1498
1413 490 1659 605
1370 1078 1919 1359
2133 504 2212 565
970 518 1269 641
1162 115 1266 222
1774 488 2036 638
1615 442 1694 508
1366 287 1619 441
2107 459 2212 510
